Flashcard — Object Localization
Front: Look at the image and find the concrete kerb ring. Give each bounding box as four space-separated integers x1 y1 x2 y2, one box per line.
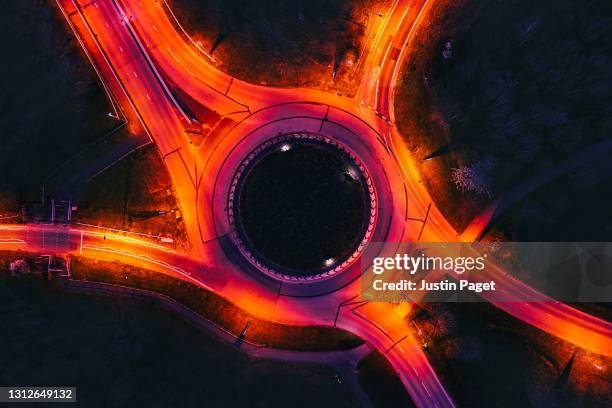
227 132 378 282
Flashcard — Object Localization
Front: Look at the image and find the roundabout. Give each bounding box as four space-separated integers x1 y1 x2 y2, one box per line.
204 102 408 296
23 1 612 406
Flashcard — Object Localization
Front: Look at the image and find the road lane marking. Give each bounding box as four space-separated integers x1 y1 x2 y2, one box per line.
397 6 410 31
375 39 394 109
167 47 180 63
81 245 214 292
0 239 26 244
74 229 175 253
0 226 26 230
421 381 432 397
373 0 399 52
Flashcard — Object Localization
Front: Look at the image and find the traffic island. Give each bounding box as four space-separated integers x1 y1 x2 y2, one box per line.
229 133 376 281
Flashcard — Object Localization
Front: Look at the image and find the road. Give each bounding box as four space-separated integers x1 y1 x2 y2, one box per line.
7 0 609 406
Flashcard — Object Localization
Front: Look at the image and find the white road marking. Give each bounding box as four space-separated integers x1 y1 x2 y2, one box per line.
397 7 410 31
421 381 432 397
167 47 180 63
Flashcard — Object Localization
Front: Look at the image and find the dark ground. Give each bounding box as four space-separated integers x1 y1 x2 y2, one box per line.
170 0 386 93
415 302 612 408
0 273 355 407
395 0 612 240
356 350 416 407
236 141 368 273
0 0 117 207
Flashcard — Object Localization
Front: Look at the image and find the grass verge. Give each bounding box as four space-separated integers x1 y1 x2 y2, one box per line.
0 270 356 407
73 146 190 252
70 257 364 351
356 350 416 407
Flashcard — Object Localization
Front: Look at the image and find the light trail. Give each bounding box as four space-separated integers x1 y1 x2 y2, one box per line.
81 244 214 292
0 239 27 244
71 229 176 253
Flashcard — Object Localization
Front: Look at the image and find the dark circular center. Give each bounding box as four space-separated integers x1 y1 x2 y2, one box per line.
234 138 370 275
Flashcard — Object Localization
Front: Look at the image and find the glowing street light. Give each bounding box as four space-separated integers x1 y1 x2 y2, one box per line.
345 167 358 180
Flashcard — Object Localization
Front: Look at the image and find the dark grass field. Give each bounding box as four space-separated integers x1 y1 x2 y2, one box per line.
0 272 357 407
0 0 117 205
394 0 612 240
356 350 416 407
416 302 612 407
236 141 368 273
170 0 385 93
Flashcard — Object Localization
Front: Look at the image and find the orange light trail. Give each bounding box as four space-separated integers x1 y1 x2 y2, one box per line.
24 0 611 406
71 229 176 253
81 244 214 292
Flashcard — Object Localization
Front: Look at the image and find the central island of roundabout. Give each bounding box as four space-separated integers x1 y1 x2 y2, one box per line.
201 102 409 297
230 132 376 280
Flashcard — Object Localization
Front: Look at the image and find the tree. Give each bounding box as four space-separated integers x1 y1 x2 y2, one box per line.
451 159 494 197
